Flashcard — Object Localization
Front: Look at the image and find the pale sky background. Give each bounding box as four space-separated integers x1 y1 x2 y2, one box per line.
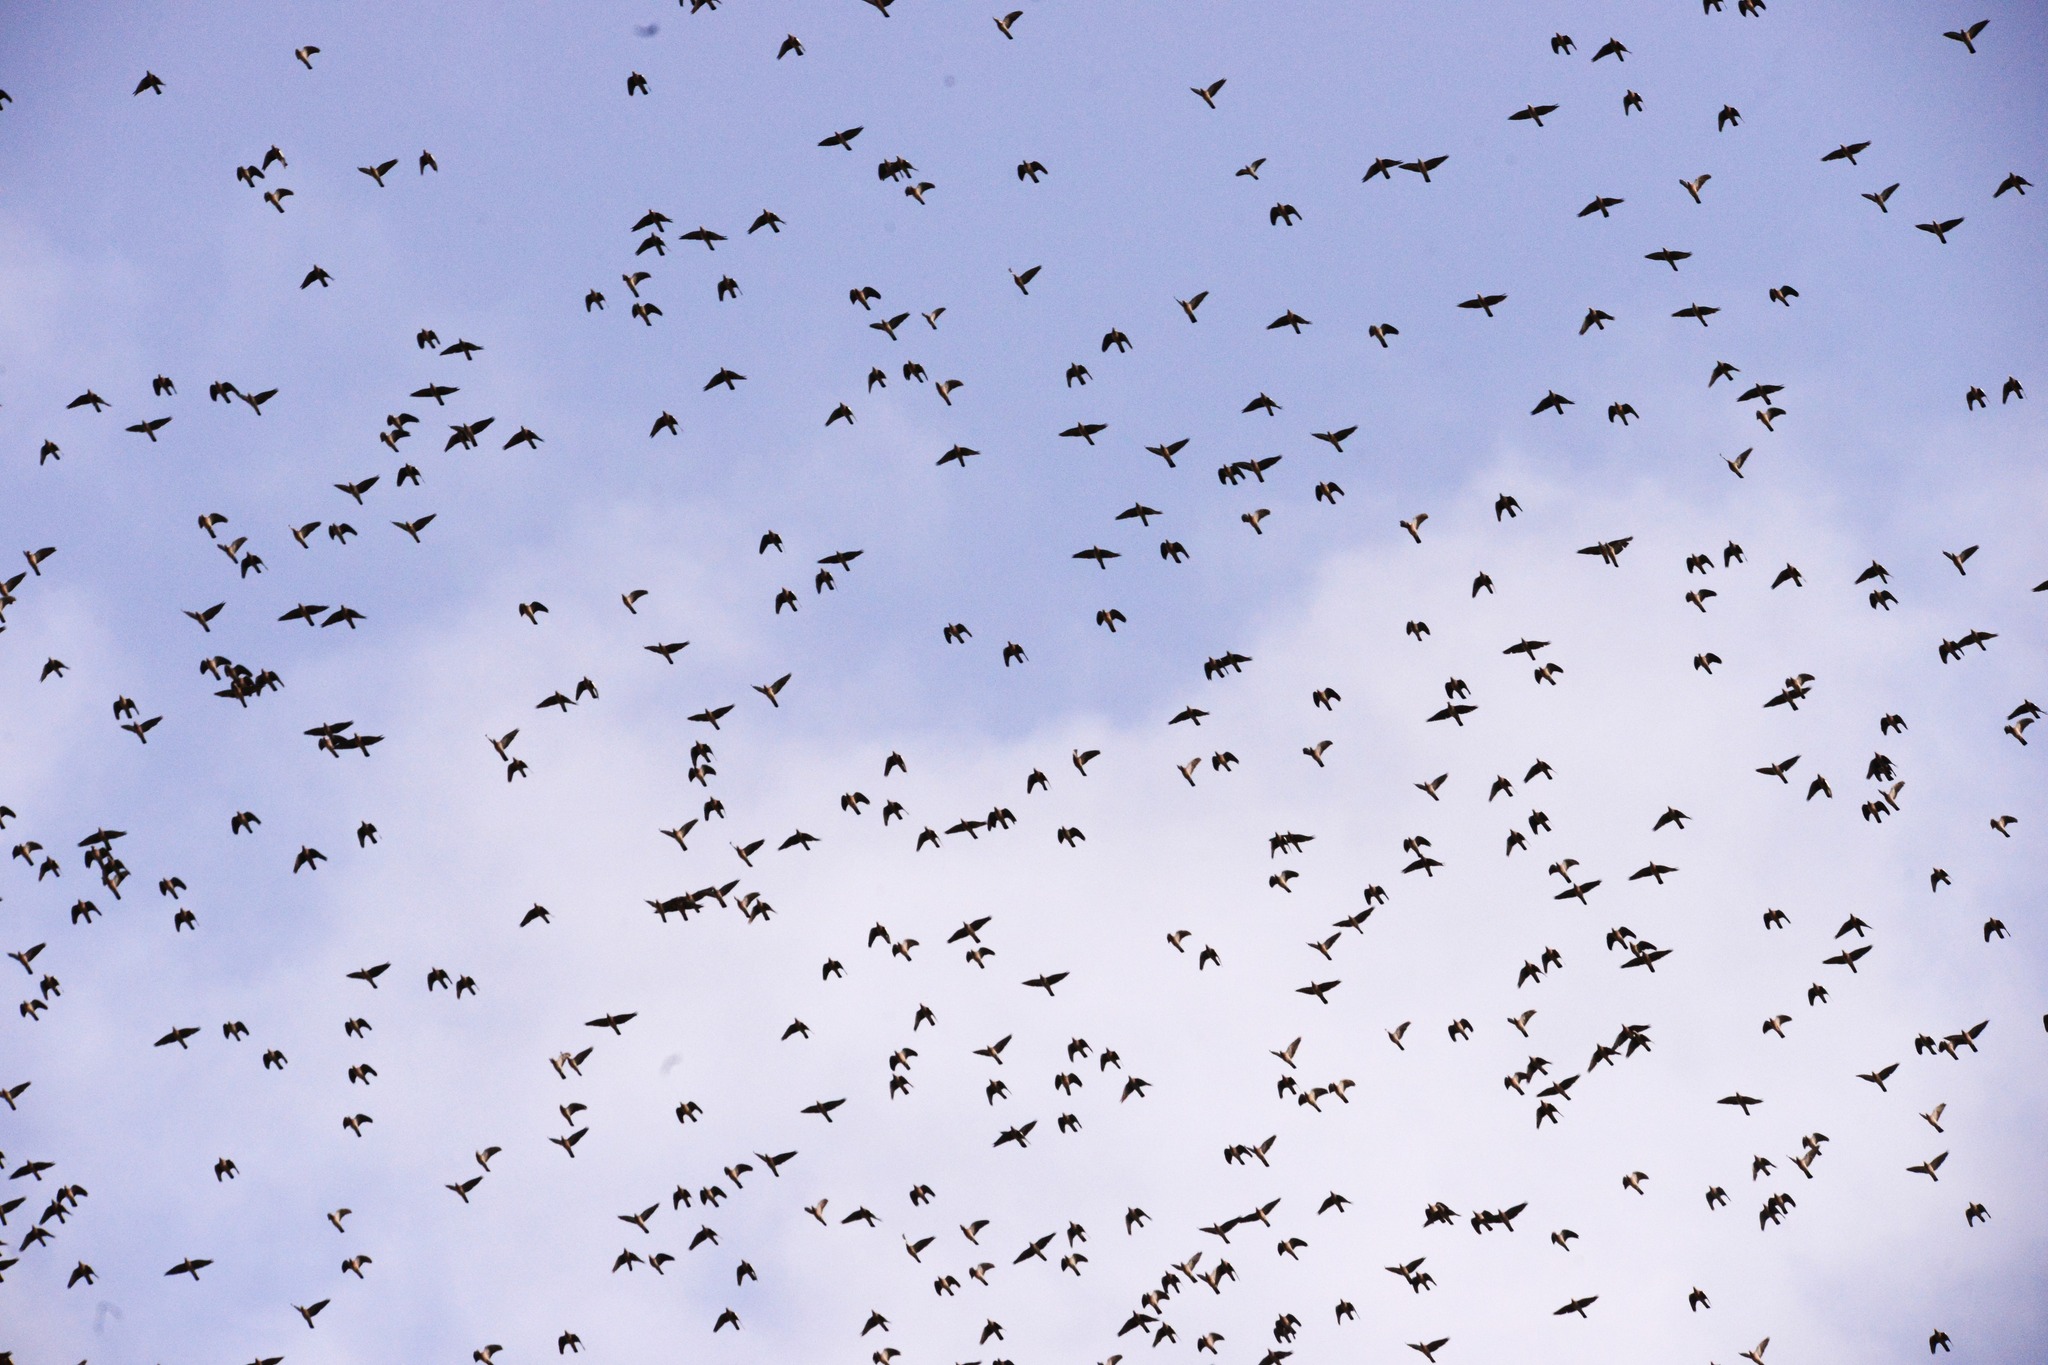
1 1 2044 1363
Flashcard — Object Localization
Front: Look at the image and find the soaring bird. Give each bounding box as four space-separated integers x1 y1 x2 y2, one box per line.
1943 19 1988 53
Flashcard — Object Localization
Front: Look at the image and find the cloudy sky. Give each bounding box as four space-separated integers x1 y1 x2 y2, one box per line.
1 1 2044 1362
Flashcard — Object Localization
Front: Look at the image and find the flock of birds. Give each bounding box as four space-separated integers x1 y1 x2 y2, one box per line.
0 4 2041 1364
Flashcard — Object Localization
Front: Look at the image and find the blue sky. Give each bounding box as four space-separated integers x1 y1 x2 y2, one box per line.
1 2 2044 1362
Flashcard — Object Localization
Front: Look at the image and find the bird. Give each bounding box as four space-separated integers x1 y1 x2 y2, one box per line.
1943 19 1988 53
1907 1152 1949 1181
